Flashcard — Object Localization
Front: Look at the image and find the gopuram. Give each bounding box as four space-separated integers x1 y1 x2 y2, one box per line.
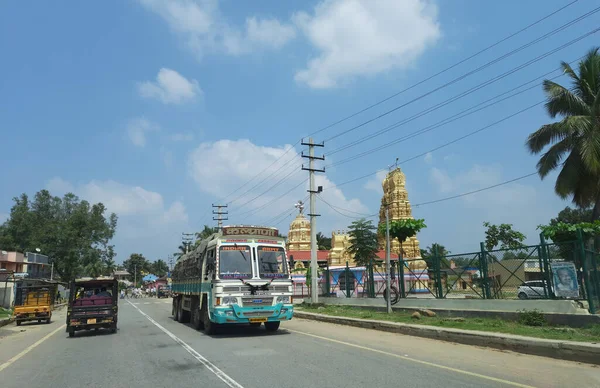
285 167 429 294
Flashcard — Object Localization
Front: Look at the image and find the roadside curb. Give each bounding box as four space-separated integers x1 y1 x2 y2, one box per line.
0 317 14 328
294 311 600 365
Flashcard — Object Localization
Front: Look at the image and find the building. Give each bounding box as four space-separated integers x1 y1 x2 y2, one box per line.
286 167 429 296
0 251 26 273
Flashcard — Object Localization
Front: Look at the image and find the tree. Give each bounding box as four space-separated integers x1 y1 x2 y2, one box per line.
316 232 332 250
196 225 218 240
104 258 117 276
420 243 450 269
85 258 105 278
483 222 526 251
525 48 600 221
151 259 169 277
122 253 150 286
175 243 191 258
347 219 379 266
550 206 593 226
0 190 117 282
379 219 427 258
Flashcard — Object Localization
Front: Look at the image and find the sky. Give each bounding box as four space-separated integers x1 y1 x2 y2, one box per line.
1 0 598 264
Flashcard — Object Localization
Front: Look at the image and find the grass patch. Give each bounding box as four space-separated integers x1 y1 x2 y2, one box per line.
297 304 600 343
0 307 11 320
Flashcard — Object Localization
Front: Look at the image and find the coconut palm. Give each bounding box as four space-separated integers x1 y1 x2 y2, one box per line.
526 48 600 220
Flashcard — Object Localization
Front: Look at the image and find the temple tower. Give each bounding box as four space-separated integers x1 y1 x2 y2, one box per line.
286 200 311 255
378 167 426 270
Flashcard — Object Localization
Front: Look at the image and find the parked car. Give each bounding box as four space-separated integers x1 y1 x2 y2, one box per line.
517 280 552 299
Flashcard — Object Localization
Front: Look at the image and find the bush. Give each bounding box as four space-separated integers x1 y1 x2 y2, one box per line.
518 309 547 326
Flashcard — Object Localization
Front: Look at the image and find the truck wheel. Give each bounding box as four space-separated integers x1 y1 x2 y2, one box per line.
264 321 280 332
191 299 204 330
16 321 21 327
68 327 75 337
110 324 117 334
175 299 182 322
202 302 217 335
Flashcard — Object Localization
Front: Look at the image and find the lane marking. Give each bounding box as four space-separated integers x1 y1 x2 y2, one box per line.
127 300 244 388
287 329 535 388
0 324 66 372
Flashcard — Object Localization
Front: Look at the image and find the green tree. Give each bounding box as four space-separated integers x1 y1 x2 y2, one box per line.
550 206 593 226
379 219 427 258
85 258 105 278
0 190 117 282
104 258 117 276
420 243 450 269
346 219 380 266
316 232 332 250
525 48 600 220
483 222 526 251
123 253 150 286
196 225 218 241
152 259 169 277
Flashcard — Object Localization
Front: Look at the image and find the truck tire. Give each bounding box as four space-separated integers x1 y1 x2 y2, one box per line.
175 299 183 322
68 327 75 337
202 299 217 335
264 321 280 332
191 298 204 330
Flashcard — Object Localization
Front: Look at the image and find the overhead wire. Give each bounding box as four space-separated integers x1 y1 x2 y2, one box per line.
323 5 600 144
301 0 579 140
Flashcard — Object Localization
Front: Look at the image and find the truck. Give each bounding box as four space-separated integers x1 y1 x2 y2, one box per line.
171 225 294 334
13 280 57 326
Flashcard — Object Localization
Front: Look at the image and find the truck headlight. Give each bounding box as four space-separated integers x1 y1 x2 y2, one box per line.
222 297 238 305
276 296 290 303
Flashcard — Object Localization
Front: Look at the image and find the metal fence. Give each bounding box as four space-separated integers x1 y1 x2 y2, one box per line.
291 230 600 314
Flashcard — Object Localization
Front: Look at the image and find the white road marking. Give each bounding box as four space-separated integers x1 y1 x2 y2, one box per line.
143 302 150 305
127 300 244 388
0 324 66 372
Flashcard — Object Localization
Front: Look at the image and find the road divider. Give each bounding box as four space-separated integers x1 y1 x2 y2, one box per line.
294 311 600 365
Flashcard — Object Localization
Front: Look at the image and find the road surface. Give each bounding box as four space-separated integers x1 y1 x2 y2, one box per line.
1 298 599 388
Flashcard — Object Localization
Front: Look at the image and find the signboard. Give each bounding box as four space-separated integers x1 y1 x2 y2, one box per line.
551 261 579 298
222 226 279 237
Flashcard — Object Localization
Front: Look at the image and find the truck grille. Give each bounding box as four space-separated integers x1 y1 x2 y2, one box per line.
244 310 274 317
242 297 273 307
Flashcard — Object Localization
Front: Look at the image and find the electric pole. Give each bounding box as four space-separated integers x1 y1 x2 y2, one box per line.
301 137 325 304
182 232 194 253
385 203 392 314
212 204 228 231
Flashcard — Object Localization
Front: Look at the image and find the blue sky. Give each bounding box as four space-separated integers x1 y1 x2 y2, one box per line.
1 0 598 263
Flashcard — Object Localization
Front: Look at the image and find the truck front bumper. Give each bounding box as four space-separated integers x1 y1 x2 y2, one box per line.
211 303 294 324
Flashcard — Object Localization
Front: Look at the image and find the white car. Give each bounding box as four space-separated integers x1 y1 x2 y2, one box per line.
517 280 552 299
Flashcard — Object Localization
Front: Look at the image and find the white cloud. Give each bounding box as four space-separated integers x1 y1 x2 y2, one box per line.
187 139 368 229
364 170 388 194
170 132 194 142
138 68 202 104
293 0 441 88
138 0 296 59
45 177 189 261
160 147 174 168
126 117 159 147
424 152 433 164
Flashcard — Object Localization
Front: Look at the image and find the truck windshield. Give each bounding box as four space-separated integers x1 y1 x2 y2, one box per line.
257 246 288 278
219 245 253 279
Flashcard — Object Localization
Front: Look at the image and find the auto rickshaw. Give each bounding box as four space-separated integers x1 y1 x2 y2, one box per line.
66 277 118 337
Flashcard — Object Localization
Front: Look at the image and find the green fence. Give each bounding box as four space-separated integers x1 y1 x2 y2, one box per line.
294 229 600 314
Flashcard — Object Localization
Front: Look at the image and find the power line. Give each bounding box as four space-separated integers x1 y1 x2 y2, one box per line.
326 35 593 159
317 194 378 219
323 5 600 143
302 0 579 140
323 99 546 191
413 173 539 207
237 178 307 221
325 54 586 169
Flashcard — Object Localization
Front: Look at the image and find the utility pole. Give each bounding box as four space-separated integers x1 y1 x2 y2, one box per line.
301 137 325 304
134 264 137 287
385 203 392 314
212 204 228 231
182 232 194 253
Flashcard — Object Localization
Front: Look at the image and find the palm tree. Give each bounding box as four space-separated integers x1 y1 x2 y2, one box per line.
526 48 600 220
104 258 116 276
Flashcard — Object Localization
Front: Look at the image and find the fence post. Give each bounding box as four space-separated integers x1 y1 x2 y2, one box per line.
398 255 406 299
479 242 491 299
577 229 596 314
433 245 443 299
539 233 552 299
368 259 375 298
345 261 351 298
325 263 330 297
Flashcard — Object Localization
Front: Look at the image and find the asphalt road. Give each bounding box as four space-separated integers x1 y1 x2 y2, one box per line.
1 298 599 388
